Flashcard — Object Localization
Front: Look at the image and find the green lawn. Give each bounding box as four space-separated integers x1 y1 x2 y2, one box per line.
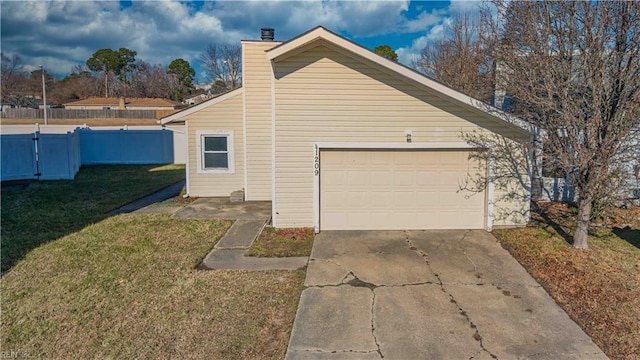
1 164 185 272
1 214 304 358
1 165 305 358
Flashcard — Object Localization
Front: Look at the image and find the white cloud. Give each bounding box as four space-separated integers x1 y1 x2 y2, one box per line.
396 22 447 66
0 0 458 77
395 1 481 68
448 0 482 15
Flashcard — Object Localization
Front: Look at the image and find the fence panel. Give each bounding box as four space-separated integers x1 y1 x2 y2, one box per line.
79 129 173 165
1 108 165 119
38 132 80 180
1 134 37 181
541 177 576 202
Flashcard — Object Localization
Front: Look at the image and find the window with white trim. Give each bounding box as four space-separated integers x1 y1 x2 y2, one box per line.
197 130 234 174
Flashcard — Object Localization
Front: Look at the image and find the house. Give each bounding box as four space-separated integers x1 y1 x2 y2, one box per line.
64 97 185 110
161 26 532 232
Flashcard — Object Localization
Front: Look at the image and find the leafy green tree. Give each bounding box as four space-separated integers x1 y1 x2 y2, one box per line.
167 58 195 101
86 48 137 97
374 45 398 62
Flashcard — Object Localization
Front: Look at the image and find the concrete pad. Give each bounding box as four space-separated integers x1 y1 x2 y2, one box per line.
408 230 540 287
374 285 482 359
287 287 379 355
199 249 307 271
446 284 608 359
173 198 271 220
288 230 606 359
215 219 266 249
133 206 182 215
304 259 351 287
285 350 381 359
309 231 437 286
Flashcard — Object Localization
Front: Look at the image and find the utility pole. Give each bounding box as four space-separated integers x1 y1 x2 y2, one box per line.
40 65 48 125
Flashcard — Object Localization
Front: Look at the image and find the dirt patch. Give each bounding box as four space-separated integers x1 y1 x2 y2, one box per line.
246 227 315 257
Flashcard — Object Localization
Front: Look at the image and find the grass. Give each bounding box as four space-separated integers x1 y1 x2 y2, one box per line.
1 164 185 272
492 202 640 360
246 227 315 257
1 166 305 358
1 214 305 359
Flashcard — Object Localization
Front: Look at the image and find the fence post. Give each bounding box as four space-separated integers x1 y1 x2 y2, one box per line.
32 130 41 178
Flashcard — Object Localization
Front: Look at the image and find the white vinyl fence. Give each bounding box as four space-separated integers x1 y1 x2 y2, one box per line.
1 124 185 181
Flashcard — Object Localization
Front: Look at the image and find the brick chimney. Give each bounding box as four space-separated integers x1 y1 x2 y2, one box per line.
118 97 125 109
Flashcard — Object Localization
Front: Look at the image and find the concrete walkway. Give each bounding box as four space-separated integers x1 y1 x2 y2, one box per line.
171 198 307 271
286 230 607 359
118 190 307 271
110 180 185 215
198 219 308 271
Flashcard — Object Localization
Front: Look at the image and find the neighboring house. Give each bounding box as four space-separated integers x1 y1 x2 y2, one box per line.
161 26 532 232
184 93 213 105
64 97 185 110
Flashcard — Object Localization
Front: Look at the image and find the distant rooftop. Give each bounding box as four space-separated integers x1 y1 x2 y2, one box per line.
63 97 184 107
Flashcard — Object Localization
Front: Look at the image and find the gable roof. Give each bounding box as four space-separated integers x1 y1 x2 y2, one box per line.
64 97 183 108
160 88 243 125
266 26 531 135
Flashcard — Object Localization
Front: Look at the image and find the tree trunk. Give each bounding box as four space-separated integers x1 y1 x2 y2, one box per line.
573 197 592 249
104 71 108 97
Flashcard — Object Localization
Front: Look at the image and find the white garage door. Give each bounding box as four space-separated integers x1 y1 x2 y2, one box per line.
320 149 486 230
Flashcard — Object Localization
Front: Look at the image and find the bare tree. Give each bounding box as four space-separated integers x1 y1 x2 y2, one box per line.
128 60 178 99
417 14 494 103
482 1 640 249
199 43 242 92
1 53 29 106
57 65 103 100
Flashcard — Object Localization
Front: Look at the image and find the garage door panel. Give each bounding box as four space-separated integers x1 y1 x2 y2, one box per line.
370 192 394 208
392 171 416 186
393 191 417 207
322 169 346 186
347 170 370 186
371 171 393 185
347 192 370 208
320 150 486 230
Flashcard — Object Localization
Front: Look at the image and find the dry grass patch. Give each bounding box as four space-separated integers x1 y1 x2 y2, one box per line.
246 227 315 257
1 214 305 359
493 203 640 360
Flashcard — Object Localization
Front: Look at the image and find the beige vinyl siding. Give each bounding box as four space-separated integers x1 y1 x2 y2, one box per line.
242 41 280 200
273 43 529 228
184 93 244 197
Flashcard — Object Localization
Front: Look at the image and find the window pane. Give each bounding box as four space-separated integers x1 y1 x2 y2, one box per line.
204 153 228 169
204 136 227 151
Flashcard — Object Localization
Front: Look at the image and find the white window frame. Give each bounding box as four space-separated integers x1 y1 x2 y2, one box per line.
196 130 235 174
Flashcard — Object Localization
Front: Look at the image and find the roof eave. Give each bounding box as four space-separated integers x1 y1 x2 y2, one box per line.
160 88 244 125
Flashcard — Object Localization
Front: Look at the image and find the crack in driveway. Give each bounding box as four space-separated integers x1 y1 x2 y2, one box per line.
405 232 498 360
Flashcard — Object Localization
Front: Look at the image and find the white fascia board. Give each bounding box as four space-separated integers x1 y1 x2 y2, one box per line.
266 26 531 136
160 88 243 125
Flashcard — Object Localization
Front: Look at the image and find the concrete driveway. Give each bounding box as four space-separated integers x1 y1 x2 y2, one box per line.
286 230 607 359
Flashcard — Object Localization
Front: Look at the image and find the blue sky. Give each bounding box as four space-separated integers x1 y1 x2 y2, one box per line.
1 1 481 82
